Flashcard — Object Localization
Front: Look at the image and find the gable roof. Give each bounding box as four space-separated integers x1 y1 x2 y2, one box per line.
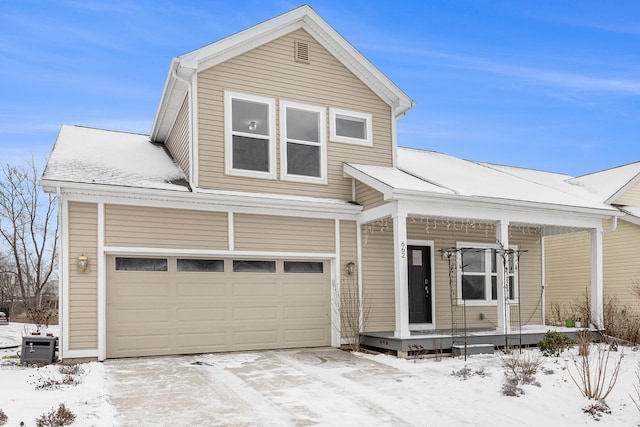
41 125 188 192
150 5 414 142
345 147 619 215
569 161 640 204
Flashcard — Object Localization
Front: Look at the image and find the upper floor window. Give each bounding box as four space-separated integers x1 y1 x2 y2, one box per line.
224 91 276 179
457 243 518 305
329 108 372 146
280 100 326 184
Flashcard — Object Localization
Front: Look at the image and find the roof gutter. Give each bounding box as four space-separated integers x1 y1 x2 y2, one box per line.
391 188 623 219
39 179 363 217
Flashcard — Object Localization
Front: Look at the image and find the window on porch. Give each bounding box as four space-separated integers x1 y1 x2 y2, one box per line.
457 244 518 305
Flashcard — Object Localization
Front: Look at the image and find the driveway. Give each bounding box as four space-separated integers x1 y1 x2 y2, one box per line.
105 348 432 426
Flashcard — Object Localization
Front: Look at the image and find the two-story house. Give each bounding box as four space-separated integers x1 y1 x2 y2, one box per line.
41 5 619 361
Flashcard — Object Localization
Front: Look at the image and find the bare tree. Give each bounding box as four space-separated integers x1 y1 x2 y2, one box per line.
0 159 57 321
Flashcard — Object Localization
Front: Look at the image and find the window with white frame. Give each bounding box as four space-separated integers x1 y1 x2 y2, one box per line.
329 108 372 146
457 243 518 304
280 100 326 183
224 91 276 178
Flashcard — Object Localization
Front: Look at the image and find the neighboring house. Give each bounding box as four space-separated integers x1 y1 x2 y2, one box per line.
545 162 640 322
40 6 619 361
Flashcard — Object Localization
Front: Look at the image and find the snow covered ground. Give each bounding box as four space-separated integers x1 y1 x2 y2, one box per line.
2 322 640 426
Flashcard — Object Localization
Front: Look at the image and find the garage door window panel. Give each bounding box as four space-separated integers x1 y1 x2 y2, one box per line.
233 260 276 273
177 259 224 272
115 257 167 272
284 261 324 273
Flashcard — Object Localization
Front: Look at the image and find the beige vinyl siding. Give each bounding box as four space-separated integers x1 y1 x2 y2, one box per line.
165 94 190 178
105 204 227 249
543 231 591 322
613 180 640 206
406 221 543 329
68 202 98 350
356 181 386 210
361 219 395 331
339 220 358 337
234 214 335 253
603 220 640 315
197 28 393 199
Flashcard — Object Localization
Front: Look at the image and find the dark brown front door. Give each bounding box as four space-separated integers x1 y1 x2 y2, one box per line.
408 246 432 324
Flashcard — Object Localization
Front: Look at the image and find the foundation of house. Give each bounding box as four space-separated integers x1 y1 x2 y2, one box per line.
361 325 602 358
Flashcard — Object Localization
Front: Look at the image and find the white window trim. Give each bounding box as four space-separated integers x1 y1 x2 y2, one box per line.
456 242 519 306
224 90 276 179
280 100 327 184
329 107 373 146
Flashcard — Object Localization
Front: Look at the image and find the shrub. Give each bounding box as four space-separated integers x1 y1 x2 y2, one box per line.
501 351 542 396
451 366 472 380
35 404 76 427
34 364 85 390
538 331 573 357
567 343 623 401
577 329 593 356
0 409 7 426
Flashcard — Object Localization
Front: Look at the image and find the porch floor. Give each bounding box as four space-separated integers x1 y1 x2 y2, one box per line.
361 325 601 357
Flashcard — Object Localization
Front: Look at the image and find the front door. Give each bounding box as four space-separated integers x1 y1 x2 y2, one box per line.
408 246 432 324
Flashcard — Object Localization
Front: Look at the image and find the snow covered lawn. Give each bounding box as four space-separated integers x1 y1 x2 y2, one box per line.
2 322 640 426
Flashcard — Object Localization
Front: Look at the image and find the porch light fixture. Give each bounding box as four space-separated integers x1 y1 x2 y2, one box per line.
77 254 89 273
345 261 356 276
248 120 257 131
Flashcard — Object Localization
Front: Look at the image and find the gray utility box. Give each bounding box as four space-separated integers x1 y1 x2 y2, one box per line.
21 335 57 364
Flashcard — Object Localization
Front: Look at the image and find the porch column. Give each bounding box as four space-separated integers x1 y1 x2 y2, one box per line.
393 213 410 338
495 220 510 334
590 228 604 328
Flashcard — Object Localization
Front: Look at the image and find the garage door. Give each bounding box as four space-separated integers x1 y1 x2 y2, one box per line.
106 256 331 358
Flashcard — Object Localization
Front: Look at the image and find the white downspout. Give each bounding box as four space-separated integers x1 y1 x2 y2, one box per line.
171 66 197 192
604 215 618 234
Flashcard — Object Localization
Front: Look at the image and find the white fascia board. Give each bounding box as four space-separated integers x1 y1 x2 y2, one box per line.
393 189 621 219
42 180 362 219
343 164 394 199
619 210 640 227
400 197 616 229
181 5 413 114
150 59 194 142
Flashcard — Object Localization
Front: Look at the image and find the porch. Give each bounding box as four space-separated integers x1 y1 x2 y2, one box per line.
361 325 602 358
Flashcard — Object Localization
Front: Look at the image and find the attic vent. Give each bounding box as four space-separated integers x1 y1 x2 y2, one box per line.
294 40 310 63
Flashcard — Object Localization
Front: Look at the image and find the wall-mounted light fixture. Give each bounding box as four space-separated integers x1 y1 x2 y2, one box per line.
77 254 89 273
248 121 257 131
345 261 356 276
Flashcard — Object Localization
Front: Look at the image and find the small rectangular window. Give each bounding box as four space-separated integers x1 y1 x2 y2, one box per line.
330 108 372 146
233 260 276 273
115 257 167 272
177 259 224 272
284 261 324 273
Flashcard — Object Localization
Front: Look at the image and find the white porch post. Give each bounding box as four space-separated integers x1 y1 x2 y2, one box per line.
496 220 510 334
591 228 604 328
393 212 410 338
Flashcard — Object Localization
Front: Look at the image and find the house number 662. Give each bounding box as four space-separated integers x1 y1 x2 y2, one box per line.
400 241 406 258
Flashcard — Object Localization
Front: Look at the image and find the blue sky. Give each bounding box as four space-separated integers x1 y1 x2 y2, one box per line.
2 0 639 177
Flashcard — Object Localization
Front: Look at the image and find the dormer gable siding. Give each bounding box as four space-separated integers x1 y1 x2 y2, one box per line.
197 28 393 200
165 94 190 179
612 179 640 206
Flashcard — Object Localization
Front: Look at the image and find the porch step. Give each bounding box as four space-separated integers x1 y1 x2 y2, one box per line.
452 343 494 357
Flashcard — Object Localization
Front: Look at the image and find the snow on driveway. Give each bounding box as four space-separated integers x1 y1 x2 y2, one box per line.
2 321 639 426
